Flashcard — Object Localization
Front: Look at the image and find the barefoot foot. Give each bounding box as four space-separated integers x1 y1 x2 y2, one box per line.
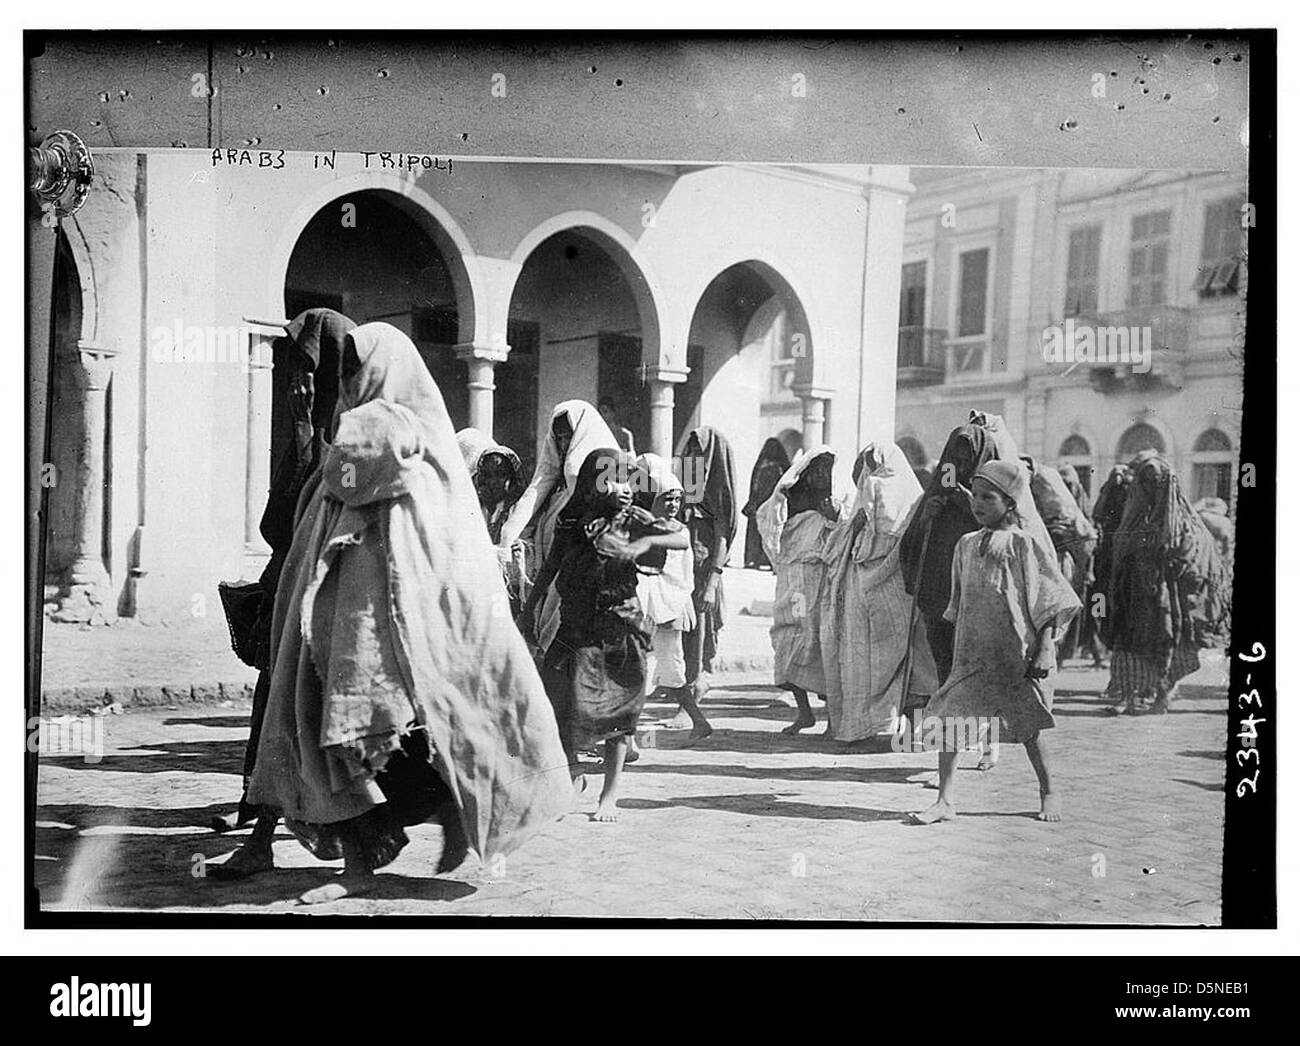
210 811 250 835
297 872 374 905
908 800 957 824
666 708 694 730
1037 793 1062 822
781 713 816 735
591 798 621 823
208 843 274 881
683 722 713 746
976 753 998 772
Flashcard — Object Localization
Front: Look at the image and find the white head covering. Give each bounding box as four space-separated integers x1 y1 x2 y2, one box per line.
755 444 853 564
498 399 615 553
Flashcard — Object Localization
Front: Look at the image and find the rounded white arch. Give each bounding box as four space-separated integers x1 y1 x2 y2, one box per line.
680 245 828 386
263 170 488 343
63 216 100 346
503 210 669 365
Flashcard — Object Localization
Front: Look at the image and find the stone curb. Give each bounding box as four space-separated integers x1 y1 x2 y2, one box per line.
39 681 257 714
39 654 777 713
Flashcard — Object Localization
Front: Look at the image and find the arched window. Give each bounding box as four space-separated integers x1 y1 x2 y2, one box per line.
1192 428 1234 503
1194 428 1232 453
1059 434 1090 458
1057 434 1094 495
1117 422 1165 460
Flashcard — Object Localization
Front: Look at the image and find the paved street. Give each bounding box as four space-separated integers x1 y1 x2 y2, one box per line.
35 657 1230 923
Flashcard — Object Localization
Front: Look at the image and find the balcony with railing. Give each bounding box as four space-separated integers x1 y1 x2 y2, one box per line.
896 325 948 386
1032 305 1193 391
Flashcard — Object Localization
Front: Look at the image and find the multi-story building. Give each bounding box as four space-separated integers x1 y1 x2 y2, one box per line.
893 167 1246 502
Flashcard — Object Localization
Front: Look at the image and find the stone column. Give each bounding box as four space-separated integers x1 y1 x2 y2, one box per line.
794 384 832 450
241 334 275 577
857 170 914 448
645 366 688 459
456 342 510 436
53 342 117 623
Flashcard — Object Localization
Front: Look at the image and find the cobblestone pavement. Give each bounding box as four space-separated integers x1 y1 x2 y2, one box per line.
35 656 1230 923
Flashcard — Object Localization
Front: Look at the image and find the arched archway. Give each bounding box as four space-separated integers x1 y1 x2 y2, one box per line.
1057 433 1096 495
266 174 484 345
1191 427 1235 504
279 188 475 466
504 224 663 469
44 228 95 614
676 261 815 529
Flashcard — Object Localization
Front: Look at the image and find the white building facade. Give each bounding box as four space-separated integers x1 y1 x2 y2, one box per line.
893 167 1246 502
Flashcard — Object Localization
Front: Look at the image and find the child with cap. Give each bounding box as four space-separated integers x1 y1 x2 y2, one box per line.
910 459 1080 824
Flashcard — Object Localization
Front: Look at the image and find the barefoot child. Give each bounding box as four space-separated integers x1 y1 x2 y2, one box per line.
635 453 713 742
521 448 689 821
910 459 1080 825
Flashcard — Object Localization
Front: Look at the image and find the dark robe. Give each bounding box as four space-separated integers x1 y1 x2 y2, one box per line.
743 438 791 568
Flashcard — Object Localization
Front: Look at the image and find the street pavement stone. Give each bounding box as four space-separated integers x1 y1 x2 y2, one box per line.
34 655 1231 923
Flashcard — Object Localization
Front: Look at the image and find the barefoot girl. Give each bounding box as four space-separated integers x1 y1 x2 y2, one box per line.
635 453 713 742
910 459 1080 825
758 447 847 734
244 323 572 902
521 448 689 821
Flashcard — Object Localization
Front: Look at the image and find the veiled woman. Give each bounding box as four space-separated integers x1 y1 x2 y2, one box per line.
667 426 737 727
820 442 936 741
457 427 527 613
1102 450 1230 715
1053 463 1103 665
1091 464 1132 604
211 307 354 877
499 401 616 648
244 323 572 902
456 427 525 544
742 438 791 569
757 445 853 733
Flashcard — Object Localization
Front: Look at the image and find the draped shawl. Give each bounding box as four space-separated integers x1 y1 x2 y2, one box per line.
248 322 572 863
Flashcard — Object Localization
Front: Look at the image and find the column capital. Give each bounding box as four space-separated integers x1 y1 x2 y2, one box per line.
454 341 509 365
76 340 118 390
791 383 834 401
645 365 689 384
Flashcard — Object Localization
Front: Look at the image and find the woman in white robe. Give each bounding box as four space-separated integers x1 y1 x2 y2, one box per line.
820 442 937 741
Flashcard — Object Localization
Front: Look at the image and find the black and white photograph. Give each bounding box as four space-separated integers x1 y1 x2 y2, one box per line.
22 28 1273 934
